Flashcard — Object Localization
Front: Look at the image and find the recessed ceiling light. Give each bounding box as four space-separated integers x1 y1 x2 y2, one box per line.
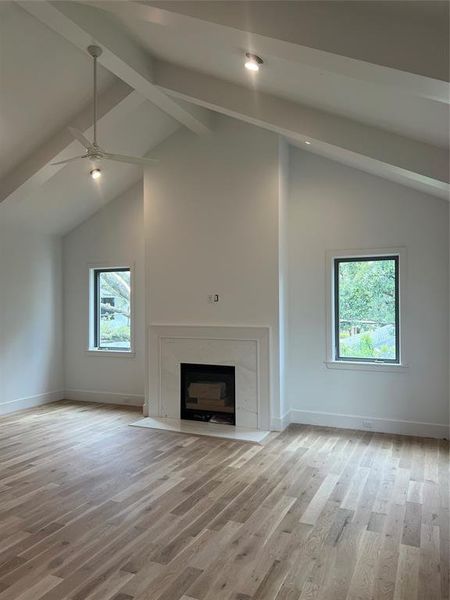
245 53 263 72
90 168 102 180
305 140 311 145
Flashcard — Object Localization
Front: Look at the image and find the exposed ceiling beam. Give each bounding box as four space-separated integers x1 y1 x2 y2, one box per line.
17 1 212 135
154 60 449 200
0 80 144 206
89 0 449 104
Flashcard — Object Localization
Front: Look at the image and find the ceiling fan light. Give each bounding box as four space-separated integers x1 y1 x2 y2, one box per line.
90 168 102 180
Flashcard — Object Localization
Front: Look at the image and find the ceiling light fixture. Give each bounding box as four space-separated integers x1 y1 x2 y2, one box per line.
90 168 102 180
245 53 263 72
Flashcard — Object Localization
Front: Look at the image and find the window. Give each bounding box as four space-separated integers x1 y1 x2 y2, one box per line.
333 255 399 364
92 268 132 351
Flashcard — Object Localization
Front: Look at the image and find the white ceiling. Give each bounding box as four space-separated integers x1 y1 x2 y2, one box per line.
0 2 115 180
0 99 179 234
0 0 448 237
144 1 449 81
114 3 449 148
352 1 449 22
0 1 183 235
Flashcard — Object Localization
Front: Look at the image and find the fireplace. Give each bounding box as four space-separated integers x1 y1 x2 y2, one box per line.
180 363 236 425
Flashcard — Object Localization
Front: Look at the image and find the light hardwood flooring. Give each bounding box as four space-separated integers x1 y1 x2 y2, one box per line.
0 401 448 600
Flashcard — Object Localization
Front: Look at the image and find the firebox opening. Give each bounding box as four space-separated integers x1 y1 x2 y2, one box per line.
180 363 236 426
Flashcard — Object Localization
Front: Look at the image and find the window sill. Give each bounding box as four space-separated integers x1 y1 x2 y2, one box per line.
325 360 408 373
86 349 135 358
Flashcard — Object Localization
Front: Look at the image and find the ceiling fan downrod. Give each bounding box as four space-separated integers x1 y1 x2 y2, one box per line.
87 45 103 149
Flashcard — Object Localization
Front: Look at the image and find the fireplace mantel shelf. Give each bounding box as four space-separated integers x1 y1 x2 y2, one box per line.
130 417 270 444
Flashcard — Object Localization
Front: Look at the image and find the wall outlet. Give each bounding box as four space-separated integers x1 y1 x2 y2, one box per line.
208 294 220 303
362 420 373 429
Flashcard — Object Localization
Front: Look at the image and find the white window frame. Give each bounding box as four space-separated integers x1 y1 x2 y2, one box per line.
325 248 408 372
87 262 135 357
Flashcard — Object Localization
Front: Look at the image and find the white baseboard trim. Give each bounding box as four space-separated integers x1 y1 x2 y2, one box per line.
271 412 291 431
288 408 449 439
64 389 144 407
0 390 64 416
4 391 445 439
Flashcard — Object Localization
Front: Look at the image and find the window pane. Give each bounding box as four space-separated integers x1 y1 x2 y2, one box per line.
336 258 397 361
97 270 131 350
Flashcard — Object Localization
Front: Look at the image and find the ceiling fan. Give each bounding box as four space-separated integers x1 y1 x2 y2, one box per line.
52 45 158 176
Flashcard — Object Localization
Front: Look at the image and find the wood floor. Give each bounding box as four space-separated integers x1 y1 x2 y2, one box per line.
0 401 448 600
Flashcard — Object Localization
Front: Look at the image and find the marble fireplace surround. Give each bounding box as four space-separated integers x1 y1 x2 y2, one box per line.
147 325 271 431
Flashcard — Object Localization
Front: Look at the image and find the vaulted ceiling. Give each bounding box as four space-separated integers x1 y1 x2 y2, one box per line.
0 2 115 181
1 0 449 235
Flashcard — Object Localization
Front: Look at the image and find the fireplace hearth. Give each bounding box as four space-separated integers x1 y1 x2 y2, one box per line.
180 363 236 425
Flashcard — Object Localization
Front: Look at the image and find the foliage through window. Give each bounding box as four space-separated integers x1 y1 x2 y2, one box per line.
94 268 131 351
334 256 399 363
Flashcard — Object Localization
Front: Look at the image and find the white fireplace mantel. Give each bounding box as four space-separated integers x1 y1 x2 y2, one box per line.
146 325 271 431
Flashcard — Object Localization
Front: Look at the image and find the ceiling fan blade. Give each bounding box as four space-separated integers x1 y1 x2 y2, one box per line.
68 127 92 149
102 152 159 166
51 155 87 166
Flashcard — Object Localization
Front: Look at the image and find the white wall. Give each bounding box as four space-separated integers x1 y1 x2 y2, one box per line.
278 138 290 424
24 115 446 438
63 184 145 406
286 148 449 437
0 225 63 414
144 116 282 421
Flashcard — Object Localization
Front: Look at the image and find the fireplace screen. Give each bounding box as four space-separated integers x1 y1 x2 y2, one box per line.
180 363 235 425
